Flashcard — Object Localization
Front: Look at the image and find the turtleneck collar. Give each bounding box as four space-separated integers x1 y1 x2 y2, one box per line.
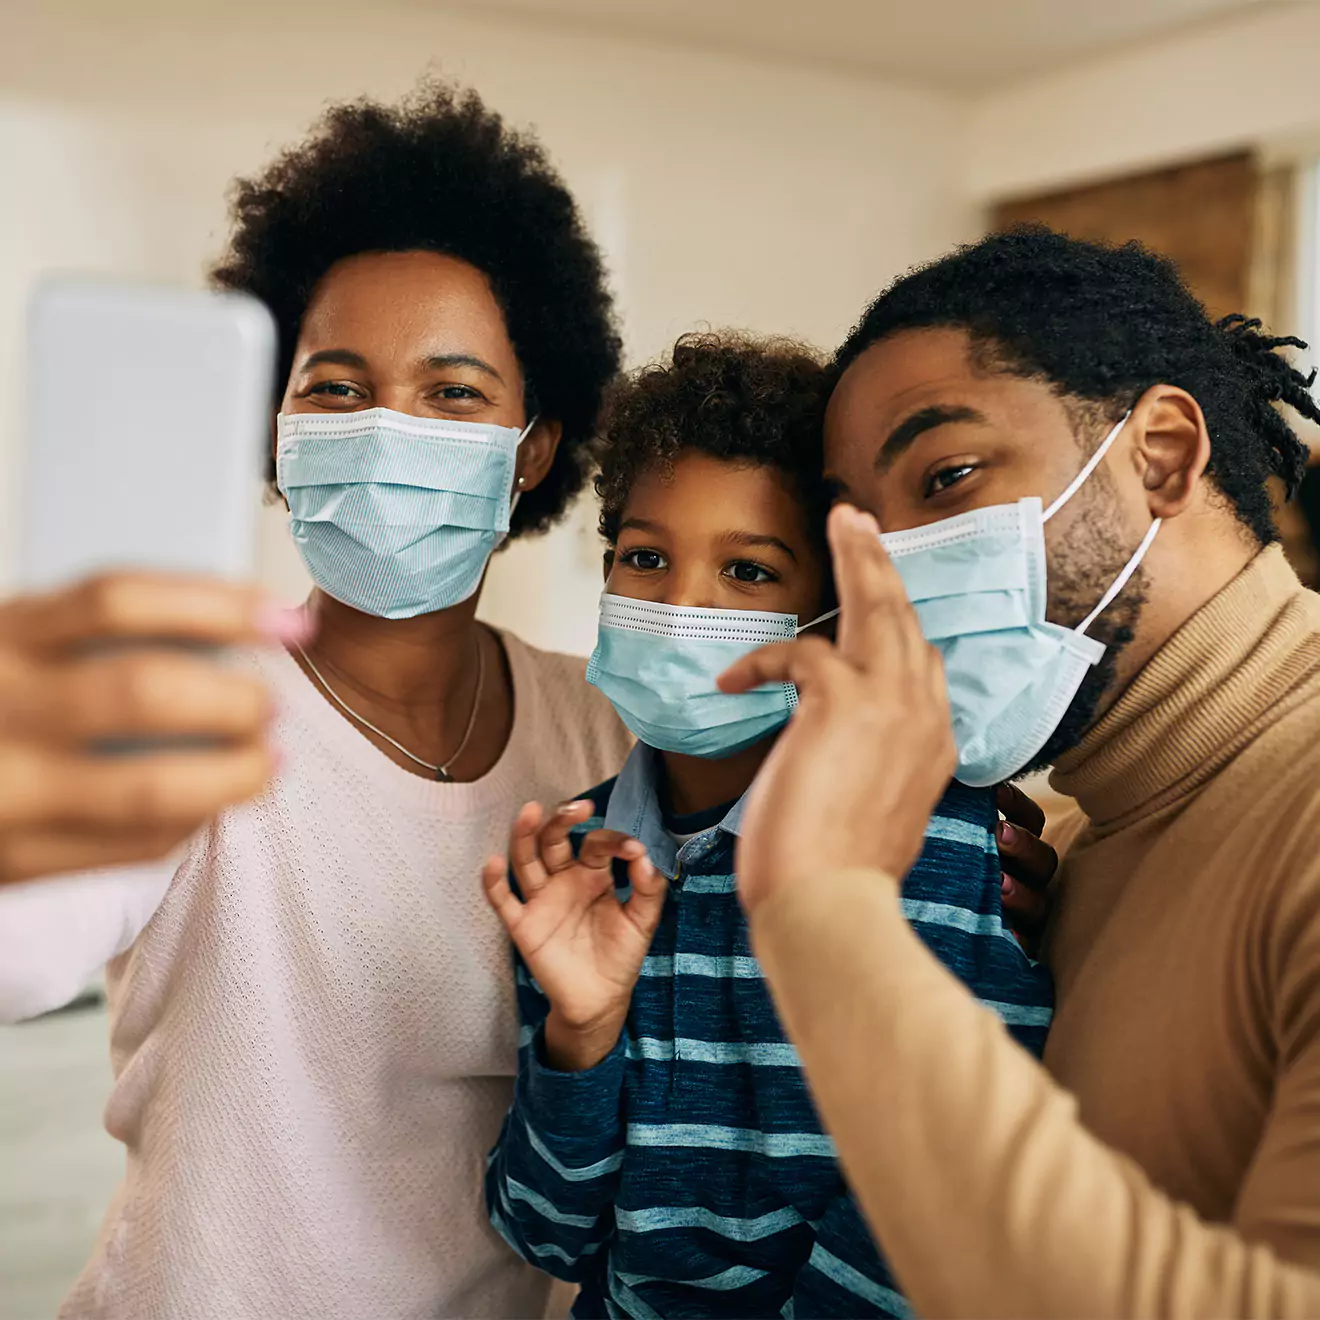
1050 545 1320 831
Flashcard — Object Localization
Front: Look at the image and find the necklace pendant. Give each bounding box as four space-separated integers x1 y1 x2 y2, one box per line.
435 766 453 783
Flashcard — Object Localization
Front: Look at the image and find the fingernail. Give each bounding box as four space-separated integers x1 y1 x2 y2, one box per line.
998 821 1016 845
1001 874 1013 894
852 508 879 534
258 602 314 645
560 800 589 814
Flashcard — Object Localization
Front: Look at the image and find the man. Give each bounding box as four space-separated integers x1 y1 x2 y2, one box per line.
721 228 1320 1316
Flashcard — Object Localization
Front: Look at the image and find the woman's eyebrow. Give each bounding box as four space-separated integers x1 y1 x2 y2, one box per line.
721 530 798 563
298 348 369 372
423 352 504 383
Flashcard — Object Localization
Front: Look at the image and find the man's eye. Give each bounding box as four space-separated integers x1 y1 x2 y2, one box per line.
621 549 666 571
926 464 975 496
726 561 775 584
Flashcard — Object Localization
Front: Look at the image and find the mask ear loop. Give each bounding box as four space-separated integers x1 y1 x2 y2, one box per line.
508 414 539 521
1074 517 1161 636
796 607 840 635
1043 411 1132 523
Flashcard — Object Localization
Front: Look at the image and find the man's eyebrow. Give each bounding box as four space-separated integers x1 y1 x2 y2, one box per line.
721 530 798 563
876 404 986 471
298 349 368 372
424 353 504 383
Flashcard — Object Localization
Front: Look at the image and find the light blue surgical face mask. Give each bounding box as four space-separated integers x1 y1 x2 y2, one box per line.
877 412 1159 787
276 407 536 620
586 594 828 759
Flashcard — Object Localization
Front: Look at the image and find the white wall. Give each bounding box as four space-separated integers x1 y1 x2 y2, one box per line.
1 0 974 655
964 1 1320 203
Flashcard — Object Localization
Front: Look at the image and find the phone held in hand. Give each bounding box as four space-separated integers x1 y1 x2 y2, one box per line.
19 276 278 753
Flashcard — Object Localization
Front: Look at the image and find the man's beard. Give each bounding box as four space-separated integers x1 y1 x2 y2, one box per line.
1018 469 1149 776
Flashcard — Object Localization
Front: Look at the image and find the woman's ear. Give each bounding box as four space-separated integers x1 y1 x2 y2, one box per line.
513 419 564 495
602 547 615 586
1130 385 1211 522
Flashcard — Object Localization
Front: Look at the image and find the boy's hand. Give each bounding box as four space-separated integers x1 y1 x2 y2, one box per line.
483 800 667 1072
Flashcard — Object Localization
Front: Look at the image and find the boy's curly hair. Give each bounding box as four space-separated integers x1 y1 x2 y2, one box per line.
595 332 831 544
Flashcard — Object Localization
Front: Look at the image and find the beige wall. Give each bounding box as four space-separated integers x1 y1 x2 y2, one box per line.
1 0 974 654
965 2 1320 203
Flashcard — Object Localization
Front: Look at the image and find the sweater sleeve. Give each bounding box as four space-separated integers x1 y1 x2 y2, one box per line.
485 962 627 1283
0 860 175 1022
749 867 1320 1320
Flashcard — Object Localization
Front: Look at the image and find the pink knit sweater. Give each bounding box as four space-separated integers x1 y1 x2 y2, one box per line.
0 634 632 1319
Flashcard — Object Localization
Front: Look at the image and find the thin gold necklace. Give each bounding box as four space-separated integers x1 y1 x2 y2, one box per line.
295 637 486 782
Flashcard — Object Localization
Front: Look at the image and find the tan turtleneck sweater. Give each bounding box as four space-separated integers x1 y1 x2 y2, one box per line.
749 545 1320 1318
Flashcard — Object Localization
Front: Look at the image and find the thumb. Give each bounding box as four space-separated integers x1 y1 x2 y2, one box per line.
625 854 667 939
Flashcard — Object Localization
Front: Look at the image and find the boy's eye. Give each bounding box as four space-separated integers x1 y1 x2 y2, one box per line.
619 548 666 571
924 463 976 497
725 560 776 585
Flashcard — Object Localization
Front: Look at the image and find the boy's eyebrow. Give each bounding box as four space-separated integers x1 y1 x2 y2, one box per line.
722 531 798 563
618 517 666 536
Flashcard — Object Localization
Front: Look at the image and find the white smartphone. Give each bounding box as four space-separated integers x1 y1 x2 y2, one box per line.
19 277 276 592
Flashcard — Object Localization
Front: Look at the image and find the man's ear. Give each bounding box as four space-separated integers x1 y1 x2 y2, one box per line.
1129 385 1211 521
513 419 564 494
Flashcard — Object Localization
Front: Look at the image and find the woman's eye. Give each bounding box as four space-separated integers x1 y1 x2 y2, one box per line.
726 561 776 585
309 381 364 399
926 464 975 496
436 385 483 402
620 548 666 571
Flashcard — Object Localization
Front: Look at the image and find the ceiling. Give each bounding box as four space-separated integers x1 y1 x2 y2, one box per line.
448 0 1281 91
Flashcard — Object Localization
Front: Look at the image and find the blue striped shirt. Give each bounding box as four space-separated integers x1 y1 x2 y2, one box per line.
487 744 1053 1317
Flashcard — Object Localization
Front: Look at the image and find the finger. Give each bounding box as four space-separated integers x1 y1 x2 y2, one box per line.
0 741 275 831
717 635 850 697
508 801 550 895
576 829 646 871
482 855 527 935
996 818 1058 892
2 652 274 745
996 782 1046 837
827 504 918 672
538 800 594 874
0 573 312 656
623 853 667 940
1002 874 1050 936
0 824 188 888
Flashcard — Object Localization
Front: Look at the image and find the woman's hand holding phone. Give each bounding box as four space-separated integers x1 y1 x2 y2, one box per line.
483 800 666 1072
0 572 308 884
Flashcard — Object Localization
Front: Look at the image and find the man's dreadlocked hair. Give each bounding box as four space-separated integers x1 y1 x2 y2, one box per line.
836 227 1320 545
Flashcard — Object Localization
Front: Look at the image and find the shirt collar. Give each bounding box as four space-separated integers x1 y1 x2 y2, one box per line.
603 743 747 878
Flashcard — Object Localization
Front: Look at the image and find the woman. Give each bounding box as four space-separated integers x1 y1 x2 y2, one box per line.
0 83 631 1320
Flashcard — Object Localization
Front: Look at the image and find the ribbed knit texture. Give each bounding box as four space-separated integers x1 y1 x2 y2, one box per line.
743 545 1320 1318
58 634 633 1320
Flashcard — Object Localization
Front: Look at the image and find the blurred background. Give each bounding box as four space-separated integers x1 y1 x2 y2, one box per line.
4 0 1320 1314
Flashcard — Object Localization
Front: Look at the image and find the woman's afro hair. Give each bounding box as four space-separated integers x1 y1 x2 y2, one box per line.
211 79 622 538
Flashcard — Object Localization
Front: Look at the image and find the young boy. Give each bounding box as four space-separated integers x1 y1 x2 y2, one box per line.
482 333 1053 1317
